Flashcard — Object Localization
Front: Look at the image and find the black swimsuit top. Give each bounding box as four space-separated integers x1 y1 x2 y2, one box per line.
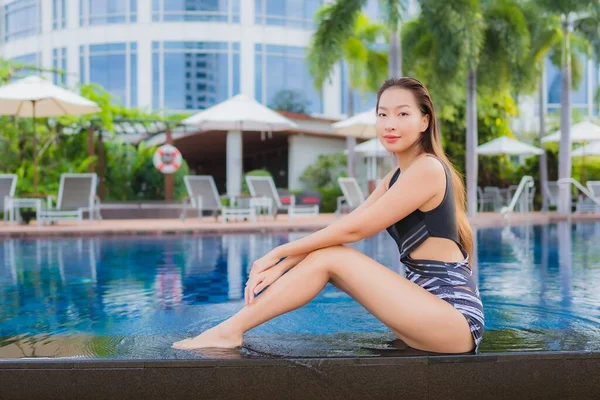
385 155 460 259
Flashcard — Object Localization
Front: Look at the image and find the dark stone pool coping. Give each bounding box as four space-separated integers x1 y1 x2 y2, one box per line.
1 351 599 399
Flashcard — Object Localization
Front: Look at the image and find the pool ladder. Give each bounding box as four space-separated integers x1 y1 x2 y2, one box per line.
501 175 535 218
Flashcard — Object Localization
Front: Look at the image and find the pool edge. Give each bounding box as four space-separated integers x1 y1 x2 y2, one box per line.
1 351 599 399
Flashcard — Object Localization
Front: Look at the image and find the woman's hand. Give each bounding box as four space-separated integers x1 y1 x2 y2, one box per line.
245 266 285 305
245 253 309 305
248 250 284 277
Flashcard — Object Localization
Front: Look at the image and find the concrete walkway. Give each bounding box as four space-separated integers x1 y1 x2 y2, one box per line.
1 212 600 237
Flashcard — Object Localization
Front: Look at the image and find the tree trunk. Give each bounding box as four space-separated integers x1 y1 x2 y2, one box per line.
97 131 105 200
558 19 572 213
466 67 478 217
88 126 95 172
539 75 549 211
347 83 356 178
388 27 402 78
388 26 401 169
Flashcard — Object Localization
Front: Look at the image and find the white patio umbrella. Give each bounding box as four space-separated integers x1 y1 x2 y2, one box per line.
477 136 544 211
182 94 298 131
541 120 600 143
351 137 388 157
344 137 388 184
542 121 600 182
331 108 377 139
477 136 544 156
0 75 101 117
0 75 101 192
332 108 379 183
572 141 600 157
183 94 298 197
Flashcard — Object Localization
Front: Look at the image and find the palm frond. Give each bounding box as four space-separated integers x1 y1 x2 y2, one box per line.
306 0 366 90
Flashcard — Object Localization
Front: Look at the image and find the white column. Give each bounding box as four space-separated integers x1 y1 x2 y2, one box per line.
66 0 81 88
39 0 53 70
40 0 52 34
67 0 79 29
137 0 151 24
226 130 243 197
240 0 255 97
137 39 152 110
323 62 342 117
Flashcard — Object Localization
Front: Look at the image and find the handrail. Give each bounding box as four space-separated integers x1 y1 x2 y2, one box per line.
556 178 600 205
501 175 535 216
556 178 600 213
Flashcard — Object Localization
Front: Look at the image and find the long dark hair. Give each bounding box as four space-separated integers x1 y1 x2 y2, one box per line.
376 77 473 262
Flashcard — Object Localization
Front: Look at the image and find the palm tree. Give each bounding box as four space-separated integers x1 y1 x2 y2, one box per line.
308 0 407 80
574 1 600 115
534 0 598 213
513 3 561 211
414 0 529 217
308 8 387 177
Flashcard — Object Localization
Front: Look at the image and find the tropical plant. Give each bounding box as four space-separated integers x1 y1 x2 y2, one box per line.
533 0 598 212
308 7 387 177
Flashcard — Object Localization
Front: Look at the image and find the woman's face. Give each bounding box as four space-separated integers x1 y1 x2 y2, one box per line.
376 87 429 153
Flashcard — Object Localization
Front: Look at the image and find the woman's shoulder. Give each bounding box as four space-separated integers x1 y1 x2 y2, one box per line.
384 167 401 190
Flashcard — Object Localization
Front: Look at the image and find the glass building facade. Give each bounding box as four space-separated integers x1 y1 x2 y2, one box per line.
152 41 239 112
254 0 322 30
255 44 322 114
79 43 138 107
152 0 240 23
3 0 39 42
79 0 137 26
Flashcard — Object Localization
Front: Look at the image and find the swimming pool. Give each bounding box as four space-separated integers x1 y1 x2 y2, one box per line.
0 222 599 359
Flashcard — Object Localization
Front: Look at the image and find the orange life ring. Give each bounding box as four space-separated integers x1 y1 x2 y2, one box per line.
153 144 182 174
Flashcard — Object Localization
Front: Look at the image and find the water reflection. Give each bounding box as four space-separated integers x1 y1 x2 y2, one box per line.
1 223 599 358
476 221 600 352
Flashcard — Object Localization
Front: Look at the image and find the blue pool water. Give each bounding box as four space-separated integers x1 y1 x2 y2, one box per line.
1 222 599 359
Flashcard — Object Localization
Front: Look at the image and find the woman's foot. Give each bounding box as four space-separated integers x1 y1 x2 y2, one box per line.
172 326 243 350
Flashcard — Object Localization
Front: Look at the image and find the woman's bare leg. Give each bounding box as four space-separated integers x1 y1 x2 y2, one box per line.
172 245 474 354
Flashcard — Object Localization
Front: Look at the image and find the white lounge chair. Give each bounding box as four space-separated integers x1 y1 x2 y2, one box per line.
0 174 17 222
336 177 365 215
38 173 102 224
181 175 224 221
245 175 319 220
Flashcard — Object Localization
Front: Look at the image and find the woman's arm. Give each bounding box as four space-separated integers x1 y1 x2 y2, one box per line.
336 167 397 219
271 156 445 259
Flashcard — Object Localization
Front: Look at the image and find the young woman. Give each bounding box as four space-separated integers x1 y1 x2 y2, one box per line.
173 77 485 354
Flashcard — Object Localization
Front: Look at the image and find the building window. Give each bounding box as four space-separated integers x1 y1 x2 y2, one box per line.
255 44 323 114
152 0 240 23
152 41 240 112
80 42 138 108
546 55 589 113
4 0 40 42
10 53 40 80
340 61 377 115
255 0 322 30
52 0 67 30
52 48 68 85
79 0 137 26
